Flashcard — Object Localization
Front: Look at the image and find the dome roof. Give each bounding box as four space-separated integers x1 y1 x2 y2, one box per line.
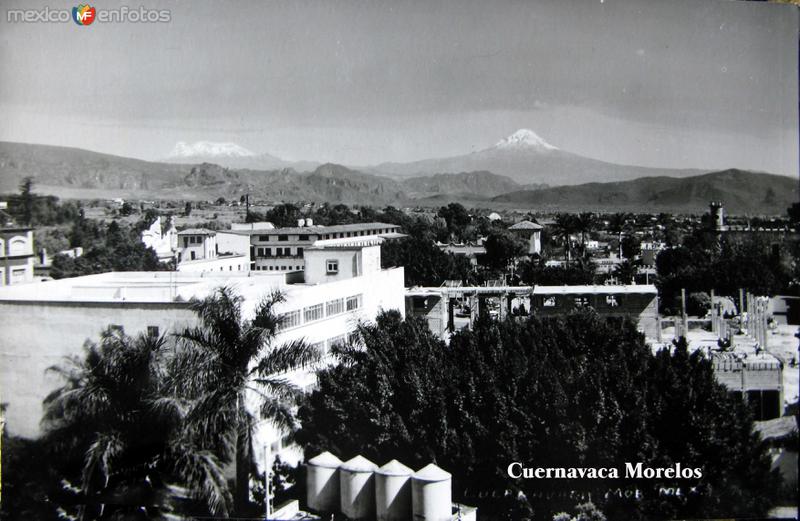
377 459 414 476
308 451 342 469
412 463 451 482
340 455 378 473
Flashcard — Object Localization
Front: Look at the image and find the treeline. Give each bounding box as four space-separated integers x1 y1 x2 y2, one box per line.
297 310 781 521
49 211 168 279
2 179 81 226
656 231 798 313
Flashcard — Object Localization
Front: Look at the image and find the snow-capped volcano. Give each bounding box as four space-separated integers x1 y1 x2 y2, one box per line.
493 129 558 151
369 128 698 185
164 141 320 172
169 141 255 159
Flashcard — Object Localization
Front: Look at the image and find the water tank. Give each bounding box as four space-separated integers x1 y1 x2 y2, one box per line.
298 218 306 227
306 451 342 513
339 455 377 520
412 463 452 521
306 217 314 226
376 459 413 521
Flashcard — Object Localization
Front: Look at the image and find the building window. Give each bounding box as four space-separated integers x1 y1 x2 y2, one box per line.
299 234 309 241
147 326 160 337
326 259 339 274
297 247 303 257
278 234 288 241
346 294 362 311
326 298 345 316
258 235 270 242
281 310 302 329
109 324 124 333
543 296 556 307
304 303 324 322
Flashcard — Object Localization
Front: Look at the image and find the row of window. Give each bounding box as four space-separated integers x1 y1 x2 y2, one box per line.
254 228 394 243
279 294 363 331
183 236 203 246
254 265 302 271
255 247 302 257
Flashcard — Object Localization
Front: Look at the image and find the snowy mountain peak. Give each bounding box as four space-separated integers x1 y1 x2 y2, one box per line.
169 141 256 159
494 129 558 151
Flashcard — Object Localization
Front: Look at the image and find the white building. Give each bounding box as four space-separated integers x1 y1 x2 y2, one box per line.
174 228 251 275
226 221 403 273
140 216 177 261
508 220 542 255
0 240 405 463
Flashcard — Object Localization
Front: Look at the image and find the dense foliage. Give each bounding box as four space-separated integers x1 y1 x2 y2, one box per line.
656 234 792 313
2 179 81 226
296 311 779 521
1 289 320 519
50 214 167 279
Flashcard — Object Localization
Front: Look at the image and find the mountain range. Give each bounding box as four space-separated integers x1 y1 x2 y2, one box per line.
0 138 795 215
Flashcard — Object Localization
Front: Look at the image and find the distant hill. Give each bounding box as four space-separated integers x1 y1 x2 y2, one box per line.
402 171 539 199
491 169 799 214
369 129 704 185
0 142 795 215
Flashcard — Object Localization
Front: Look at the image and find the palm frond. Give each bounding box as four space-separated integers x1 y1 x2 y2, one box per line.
253 338 322 376
170 449 233 517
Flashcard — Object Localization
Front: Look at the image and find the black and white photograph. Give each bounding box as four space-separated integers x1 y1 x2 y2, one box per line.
0 0 798 520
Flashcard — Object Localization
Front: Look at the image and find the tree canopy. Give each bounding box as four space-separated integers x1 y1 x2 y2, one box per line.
297 311 779 521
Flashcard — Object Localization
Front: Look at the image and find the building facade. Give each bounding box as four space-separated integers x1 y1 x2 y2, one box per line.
229 221 402 273
0 242 405 450
508 220 542 255
532 284 660 339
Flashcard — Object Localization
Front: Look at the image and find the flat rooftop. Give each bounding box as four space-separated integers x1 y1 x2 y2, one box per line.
533 284 658 295
222 222 400 236
0 271 289 304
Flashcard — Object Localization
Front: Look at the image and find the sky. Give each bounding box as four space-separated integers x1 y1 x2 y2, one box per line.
0 0 797 175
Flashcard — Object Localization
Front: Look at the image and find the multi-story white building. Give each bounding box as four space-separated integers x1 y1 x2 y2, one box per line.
175 228 251 275
0 240 405 463
225 221 403 273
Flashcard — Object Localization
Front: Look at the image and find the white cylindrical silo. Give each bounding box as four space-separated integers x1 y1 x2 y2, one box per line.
339 455 378 520
306 451 342 513
412 463 452 521
376 459 413 521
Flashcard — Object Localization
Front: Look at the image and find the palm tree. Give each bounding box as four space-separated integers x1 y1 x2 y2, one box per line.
574 212 596 256
43 328 230 519
613 259 638 285
169 286 321 516
607 212 631 258
552 213 578 263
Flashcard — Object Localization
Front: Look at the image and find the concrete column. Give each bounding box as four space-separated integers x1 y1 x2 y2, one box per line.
447 298 455 332
680 288 688 338
710 289 717 335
